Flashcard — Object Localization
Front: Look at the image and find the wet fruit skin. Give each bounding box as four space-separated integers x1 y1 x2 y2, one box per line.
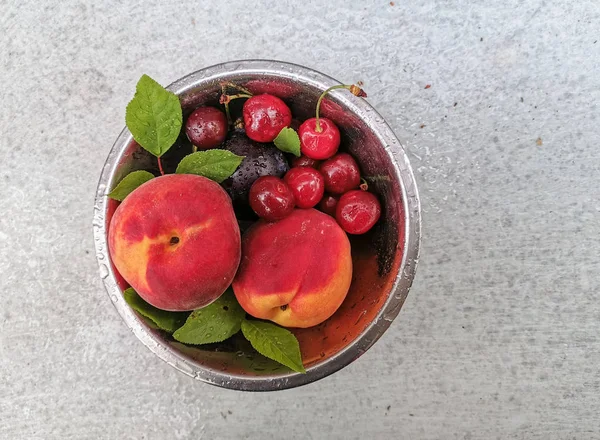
108 174 241 311
222 132 289 216
184 107 228 149
233 209 352 328
283 167 325 209
336 190 381 235
249 176 295 222
243 94 292 142
319 194 339 217
291 155 320 168
298 117 340 160
319 153 361 194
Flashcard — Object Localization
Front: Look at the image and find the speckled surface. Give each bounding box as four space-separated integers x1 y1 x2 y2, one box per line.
1 0 599 438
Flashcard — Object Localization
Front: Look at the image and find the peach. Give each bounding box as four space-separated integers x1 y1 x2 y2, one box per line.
233 209 352 328
108 174 241 311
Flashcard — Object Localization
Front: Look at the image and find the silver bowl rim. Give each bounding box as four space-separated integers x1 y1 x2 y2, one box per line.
93 59 421 391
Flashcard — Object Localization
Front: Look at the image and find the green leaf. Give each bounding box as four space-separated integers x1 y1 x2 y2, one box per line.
175 150 244 183
241 320 306 373
107 170 154 201
125 74 182 157
173 290 245 345
273 127 301 157
123 288 188 333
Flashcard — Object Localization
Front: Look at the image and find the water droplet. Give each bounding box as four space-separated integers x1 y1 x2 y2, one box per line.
98 264 109 279
236 350 244 357
110 294 118 303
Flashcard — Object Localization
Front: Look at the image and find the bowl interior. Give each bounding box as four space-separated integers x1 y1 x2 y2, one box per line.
100 63 413 390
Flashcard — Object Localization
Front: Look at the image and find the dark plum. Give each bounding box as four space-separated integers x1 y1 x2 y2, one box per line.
222 132 289 217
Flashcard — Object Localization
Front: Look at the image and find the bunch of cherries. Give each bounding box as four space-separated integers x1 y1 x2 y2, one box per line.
185 83 381 235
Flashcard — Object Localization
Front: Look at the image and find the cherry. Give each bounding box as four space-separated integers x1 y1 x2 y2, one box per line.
299 84 367 160
291 155 320 168
336 190 381 234
243 94 292 143
319 153 361 194
284 167 325 209
299 118 340 160
319 194 338 217
249 176 295 221
185 107 228 150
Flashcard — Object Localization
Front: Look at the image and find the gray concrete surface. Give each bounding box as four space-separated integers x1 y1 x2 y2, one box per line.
1 0 599 438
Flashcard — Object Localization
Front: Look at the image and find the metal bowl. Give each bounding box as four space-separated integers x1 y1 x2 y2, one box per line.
93 60 421 391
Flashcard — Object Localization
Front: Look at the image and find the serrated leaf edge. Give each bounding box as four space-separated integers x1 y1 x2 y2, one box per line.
241 320 306 373
125 74 182 158
175 150 245 183
273 127 301 157
107 170 154 201
122 287 184 333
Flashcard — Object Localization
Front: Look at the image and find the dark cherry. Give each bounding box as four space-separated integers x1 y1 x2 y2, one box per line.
319 153 361 194
299 117 340 160
283 167 325 209
249 176 295 221
336 190 381 234
185 107 228 149
292 155 320 168
299 83 366 160
319 194 339 217
243 94 292 143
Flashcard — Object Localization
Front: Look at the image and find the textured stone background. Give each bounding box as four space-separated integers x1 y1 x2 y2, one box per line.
1 0 599 439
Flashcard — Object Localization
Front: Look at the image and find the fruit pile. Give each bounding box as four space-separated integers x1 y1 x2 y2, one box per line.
106 75 382 373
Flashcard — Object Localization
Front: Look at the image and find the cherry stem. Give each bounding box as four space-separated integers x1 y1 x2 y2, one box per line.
192 145 198 153
360 178 369 191
220 81 253 96
157 156 165 175
219 92 252 127
220 82 253 127
315 84 367 132
224 101 232 126
224 93 253 101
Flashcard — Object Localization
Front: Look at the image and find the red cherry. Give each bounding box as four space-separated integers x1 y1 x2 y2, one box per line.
297 82 367 160
185 107 228 149
243 94 292 143
336 190 381 234
249 176 295 221
319 194 339 217
319 153 361 194
299 117 340 160
292 155 320 168
284 167 325 209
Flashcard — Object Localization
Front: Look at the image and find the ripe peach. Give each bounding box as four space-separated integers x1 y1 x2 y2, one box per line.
233 209 352 328
108 174 241 311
